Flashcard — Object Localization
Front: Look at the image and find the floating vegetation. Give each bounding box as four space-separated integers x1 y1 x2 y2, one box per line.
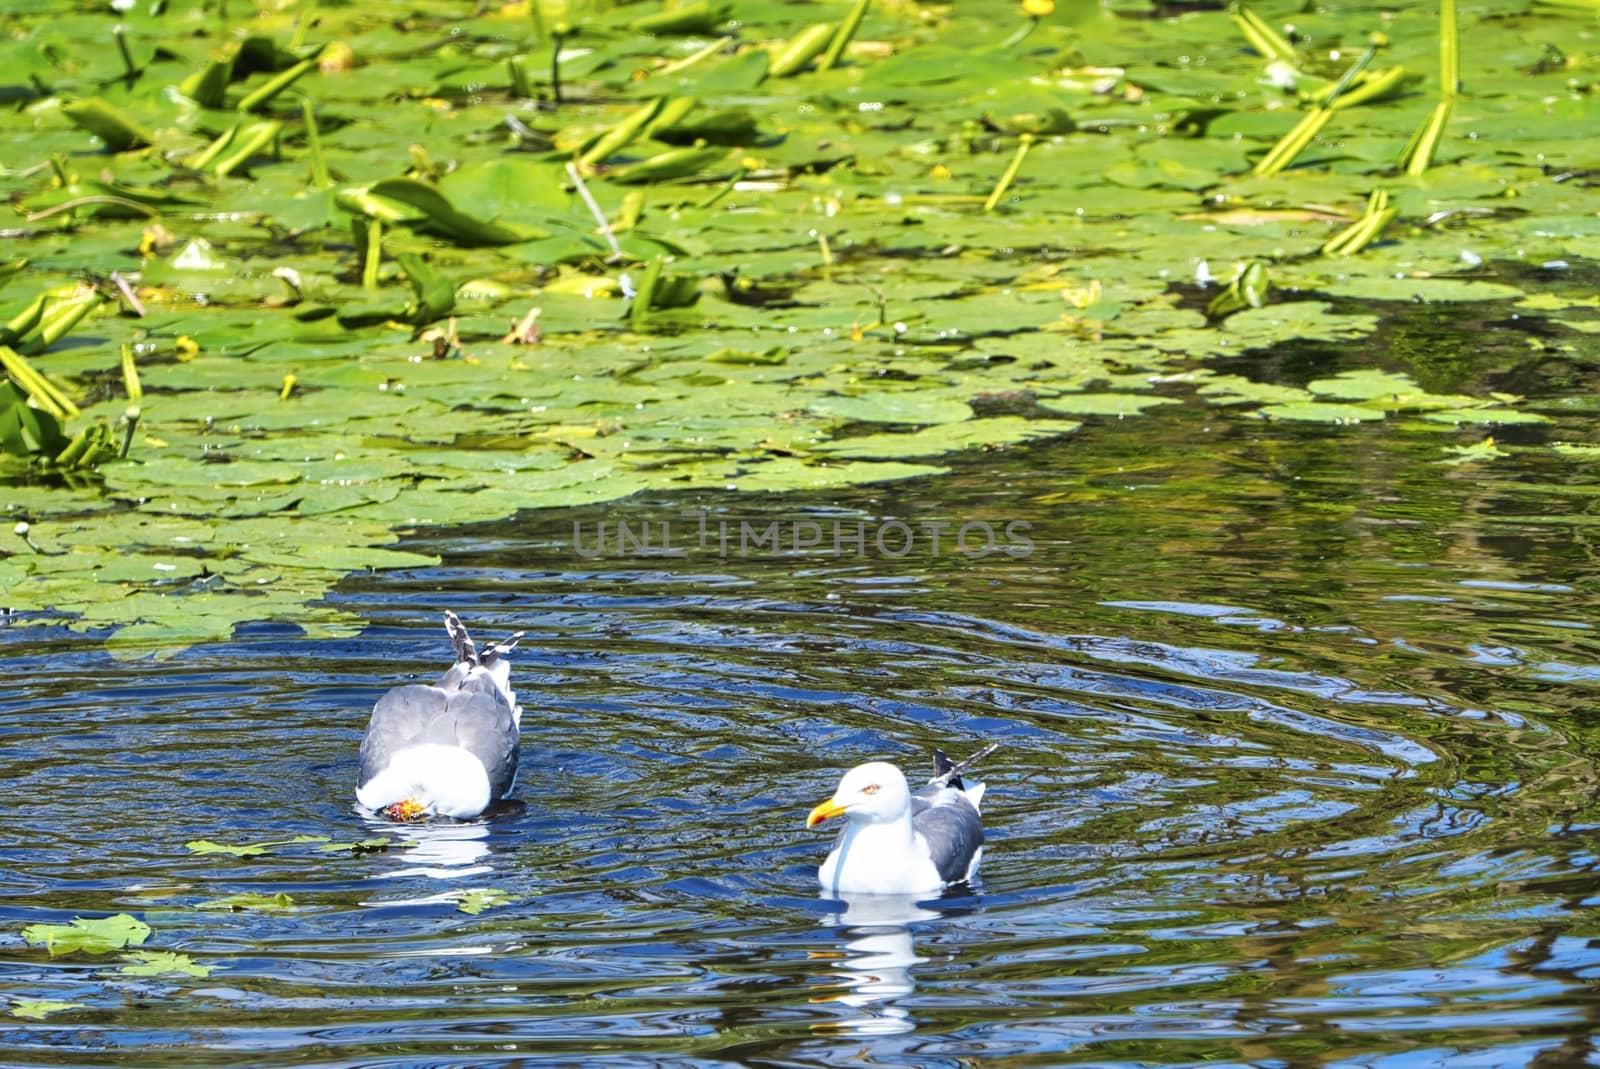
0 0 1593 650
22 914 151 956
9 999 86 1020
186 835 394 857
194 892 297 913
456 888 514 915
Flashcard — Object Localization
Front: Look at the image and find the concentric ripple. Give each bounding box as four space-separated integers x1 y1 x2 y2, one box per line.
6 407 1600 1066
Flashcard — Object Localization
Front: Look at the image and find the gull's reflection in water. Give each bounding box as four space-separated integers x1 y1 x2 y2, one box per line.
372 817 493 880
813 893 943 1036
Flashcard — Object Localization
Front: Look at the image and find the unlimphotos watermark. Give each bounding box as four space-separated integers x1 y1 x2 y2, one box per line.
572 511 1033 559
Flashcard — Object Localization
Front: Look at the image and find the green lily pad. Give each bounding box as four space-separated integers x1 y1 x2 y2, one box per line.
812 393 974 425
195 892 297 912
457 888 512 915
117 951 216 978
816 417 1081 458
1257 401 1389 423
10 999 86 1019
22 914 151 956
1037 393 1177 417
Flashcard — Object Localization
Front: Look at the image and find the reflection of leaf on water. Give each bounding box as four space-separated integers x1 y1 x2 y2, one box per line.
22 914 152 956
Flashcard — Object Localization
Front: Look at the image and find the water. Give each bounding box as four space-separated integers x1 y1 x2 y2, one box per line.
5 388 1600 1066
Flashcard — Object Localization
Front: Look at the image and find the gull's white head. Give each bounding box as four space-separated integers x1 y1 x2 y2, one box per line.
807 761 912 828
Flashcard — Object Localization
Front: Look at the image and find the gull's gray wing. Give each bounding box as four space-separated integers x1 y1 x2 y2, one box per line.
912 786 985 885
447 672 520 799
358 684 442 790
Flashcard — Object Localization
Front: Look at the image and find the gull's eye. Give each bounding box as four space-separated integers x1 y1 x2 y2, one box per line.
862 784 880 796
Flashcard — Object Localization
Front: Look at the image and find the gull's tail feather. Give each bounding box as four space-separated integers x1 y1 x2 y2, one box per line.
444 611 478 666
480 631 525 666
930 742 1000 791
443 611 524 668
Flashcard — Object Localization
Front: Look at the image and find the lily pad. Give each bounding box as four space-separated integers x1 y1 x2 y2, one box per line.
22 914 151 956
1037 393 1177 417
117 951 216 978
1257 402 1389 423
195 892 297 912
10 1000 86 1019
457 888 512 915
817 417 1082 458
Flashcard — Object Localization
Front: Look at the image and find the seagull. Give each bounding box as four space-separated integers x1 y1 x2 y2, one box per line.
356 612 524 822
806 744 999 896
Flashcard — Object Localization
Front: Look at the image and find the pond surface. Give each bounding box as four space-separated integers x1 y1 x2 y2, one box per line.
7 338 1600 1066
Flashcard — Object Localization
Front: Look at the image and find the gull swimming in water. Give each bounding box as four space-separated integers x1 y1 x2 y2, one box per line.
807 744 999 896
356 612 524 822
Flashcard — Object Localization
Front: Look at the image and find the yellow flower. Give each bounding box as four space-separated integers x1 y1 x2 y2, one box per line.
1022 0 1054 16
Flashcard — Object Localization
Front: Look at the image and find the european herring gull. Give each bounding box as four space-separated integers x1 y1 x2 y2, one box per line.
807 744 999 895
356 612 524 821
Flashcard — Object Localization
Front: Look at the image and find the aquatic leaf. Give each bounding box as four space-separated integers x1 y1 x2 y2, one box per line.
61 98 154 151
457 888 512 915
195 893 297 912
437 159 570 222
1440 438 1508 465
1037 393 1175 417
1205 262 1269 320
632 1 732 35
317 838 393 853
816 417 1081 458
1419 408 1551 425
117 951 216 978
612 144 729 184
22 914 151 956
1257 401 1388 423
681 49 769 93
580 98 667 167
650 107 760 145
10 1000 85 1019
1307 370 1426 401
770 23 836 78
213 121 283 179
184 839 269 857
178 56 235 108
396 254 455 326
813 393 973 425
1317 277 1524 303
351 179 547 246
238 545 438 571
237 57 315 113
1196 374 1311 406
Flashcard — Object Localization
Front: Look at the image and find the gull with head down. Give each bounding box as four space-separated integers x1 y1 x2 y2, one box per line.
356 612 524 822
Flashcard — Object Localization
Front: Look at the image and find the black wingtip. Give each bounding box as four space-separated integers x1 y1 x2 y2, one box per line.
443 611 479 666
932 748 962 790
929 741 1000 790
443 612 525 667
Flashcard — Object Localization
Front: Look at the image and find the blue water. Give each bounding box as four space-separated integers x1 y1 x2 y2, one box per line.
5 404 1600 1066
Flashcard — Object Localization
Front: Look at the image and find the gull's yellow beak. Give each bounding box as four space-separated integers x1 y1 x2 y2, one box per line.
807 799 848 828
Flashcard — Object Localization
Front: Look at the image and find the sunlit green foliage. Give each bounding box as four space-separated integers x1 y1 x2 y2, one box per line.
0 0 1592 650
21 914 151 956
